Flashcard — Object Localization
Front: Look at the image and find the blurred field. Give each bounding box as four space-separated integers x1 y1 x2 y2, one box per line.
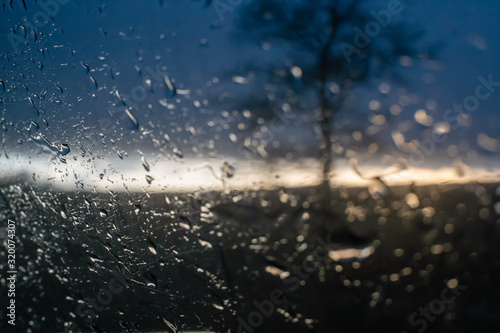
0 182 499 332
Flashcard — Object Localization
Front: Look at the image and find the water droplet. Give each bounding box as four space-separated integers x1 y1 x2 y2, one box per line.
213 303 224 310
141 156 150 171
162 318 177 332
90 76 98 89
405 193 420 209
28 97 40 116
29 121 39 131
31 134 70 157
414 109 433 126
198 238 213 249
99 209 108 218
163 75 177 97
115 90 126 105
173 147 183 158
147 239 157 255
81 61 90 73
59 144 70 156
134 204 141 215
221 162 235 178
144 272 157 288
146 175 154 184
232 75 248 84
125 109 139 130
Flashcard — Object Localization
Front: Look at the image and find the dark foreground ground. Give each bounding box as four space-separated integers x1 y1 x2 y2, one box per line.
0 182 499 332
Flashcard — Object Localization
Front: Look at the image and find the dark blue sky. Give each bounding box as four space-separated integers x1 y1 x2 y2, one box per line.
0 0 499 169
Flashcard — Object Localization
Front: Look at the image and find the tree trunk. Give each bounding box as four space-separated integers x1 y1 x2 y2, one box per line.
317 10 344 206
318 48 333 205
320 98 332 190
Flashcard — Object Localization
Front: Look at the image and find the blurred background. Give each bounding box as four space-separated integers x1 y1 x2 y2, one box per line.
0 0 499 332
0 0 499 191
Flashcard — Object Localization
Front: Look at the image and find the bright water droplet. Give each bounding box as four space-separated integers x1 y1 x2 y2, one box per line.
115 90 125 105
144 272 157 288
125 109 139 130
198 239 213 249
213 303 224 310
147 239 157 255
99 209 108 218
405 193 420 209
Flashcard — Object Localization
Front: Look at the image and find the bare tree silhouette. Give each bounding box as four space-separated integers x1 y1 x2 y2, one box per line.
207 0 439 201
